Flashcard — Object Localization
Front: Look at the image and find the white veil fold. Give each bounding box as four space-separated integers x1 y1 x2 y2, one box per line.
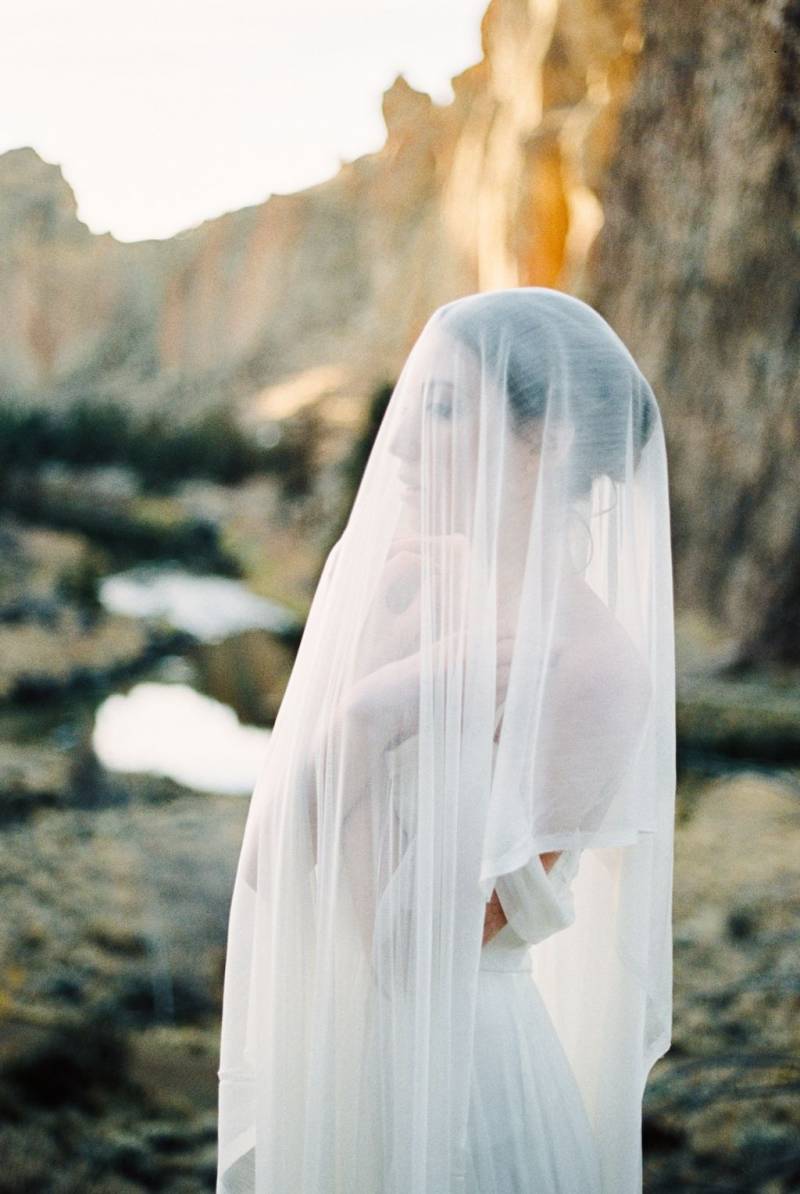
216 287 676 1193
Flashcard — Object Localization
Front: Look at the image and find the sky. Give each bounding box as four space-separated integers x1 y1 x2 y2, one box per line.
1 0 489 243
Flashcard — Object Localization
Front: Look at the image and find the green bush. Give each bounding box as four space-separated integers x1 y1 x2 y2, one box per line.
0 396 304 491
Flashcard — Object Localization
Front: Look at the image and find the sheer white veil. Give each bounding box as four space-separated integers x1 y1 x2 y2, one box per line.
216 287 676 1193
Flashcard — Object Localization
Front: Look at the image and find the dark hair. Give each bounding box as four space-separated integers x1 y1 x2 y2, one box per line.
435 293 659 500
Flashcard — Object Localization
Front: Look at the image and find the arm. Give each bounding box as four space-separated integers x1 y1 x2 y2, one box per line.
483 613 651 947
483 851 569 945
306 640 455 960
346 628 462 755
484 703 563 944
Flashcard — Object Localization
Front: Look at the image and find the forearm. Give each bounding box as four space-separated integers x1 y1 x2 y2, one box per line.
483 851 564 945
347 654 429 752
340 788 379 957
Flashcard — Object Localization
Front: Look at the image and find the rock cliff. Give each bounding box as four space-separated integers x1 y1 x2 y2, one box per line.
0 0 797 661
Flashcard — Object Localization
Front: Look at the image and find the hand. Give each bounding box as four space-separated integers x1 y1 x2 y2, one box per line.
481 851 564 946
482 888 508 945
359 533 470 675
539 850 562 873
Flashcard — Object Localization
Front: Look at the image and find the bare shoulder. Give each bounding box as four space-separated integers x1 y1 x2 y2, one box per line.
559 577 652 702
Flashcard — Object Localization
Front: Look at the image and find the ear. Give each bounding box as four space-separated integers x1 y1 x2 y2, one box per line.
542 420 575 462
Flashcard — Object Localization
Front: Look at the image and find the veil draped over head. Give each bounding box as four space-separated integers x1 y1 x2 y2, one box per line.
216 288 676 1194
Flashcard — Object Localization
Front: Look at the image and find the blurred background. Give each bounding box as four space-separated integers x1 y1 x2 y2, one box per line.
1 0 798 1190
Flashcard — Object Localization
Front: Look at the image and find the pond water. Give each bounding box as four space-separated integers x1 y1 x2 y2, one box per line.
90 564 296 794
99 564 300 643
92 678 271 796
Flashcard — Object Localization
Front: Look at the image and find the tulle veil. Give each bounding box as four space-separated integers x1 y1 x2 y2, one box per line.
216 287 676 1193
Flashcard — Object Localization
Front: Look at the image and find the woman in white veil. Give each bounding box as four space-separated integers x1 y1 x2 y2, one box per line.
216 287 676 1193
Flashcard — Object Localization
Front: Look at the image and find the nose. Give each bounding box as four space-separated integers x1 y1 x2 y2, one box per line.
387 404 420 467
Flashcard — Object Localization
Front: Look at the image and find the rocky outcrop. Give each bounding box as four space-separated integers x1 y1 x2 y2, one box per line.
0 0 797 660
582 1 800 665
0 1 644 422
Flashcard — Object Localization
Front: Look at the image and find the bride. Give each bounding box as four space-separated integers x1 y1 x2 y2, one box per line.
215 287 677 1193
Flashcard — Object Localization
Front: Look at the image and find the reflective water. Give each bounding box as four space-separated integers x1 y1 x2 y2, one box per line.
93 679 270 796
99 564 299 643
89 563 294 793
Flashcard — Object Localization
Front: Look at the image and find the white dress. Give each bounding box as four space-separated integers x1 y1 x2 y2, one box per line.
465 849 603 1194
218 850 605 1194
385 707 604 1194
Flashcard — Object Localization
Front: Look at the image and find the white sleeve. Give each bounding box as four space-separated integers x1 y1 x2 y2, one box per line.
493 849 580 945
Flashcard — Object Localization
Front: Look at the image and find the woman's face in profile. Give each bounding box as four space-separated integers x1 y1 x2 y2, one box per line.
386 323 541 524
386 325 485 517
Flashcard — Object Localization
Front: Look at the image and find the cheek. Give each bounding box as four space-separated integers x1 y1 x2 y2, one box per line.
450 425 479 487
388 397 425 459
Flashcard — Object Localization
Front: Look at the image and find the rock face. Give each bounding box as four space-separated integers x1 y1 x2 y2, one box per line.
582 2 800 665
0 0 646 421
0 0 797 660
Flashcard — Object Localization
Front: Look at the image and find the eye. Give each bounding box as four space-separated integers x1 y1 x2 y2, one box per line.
425 399 453 419
423 380 455 420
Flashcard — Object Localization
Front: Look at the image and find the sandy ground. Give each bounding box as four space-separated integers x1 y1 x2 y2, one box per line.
0 761 797 1191
0 514 797 1190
